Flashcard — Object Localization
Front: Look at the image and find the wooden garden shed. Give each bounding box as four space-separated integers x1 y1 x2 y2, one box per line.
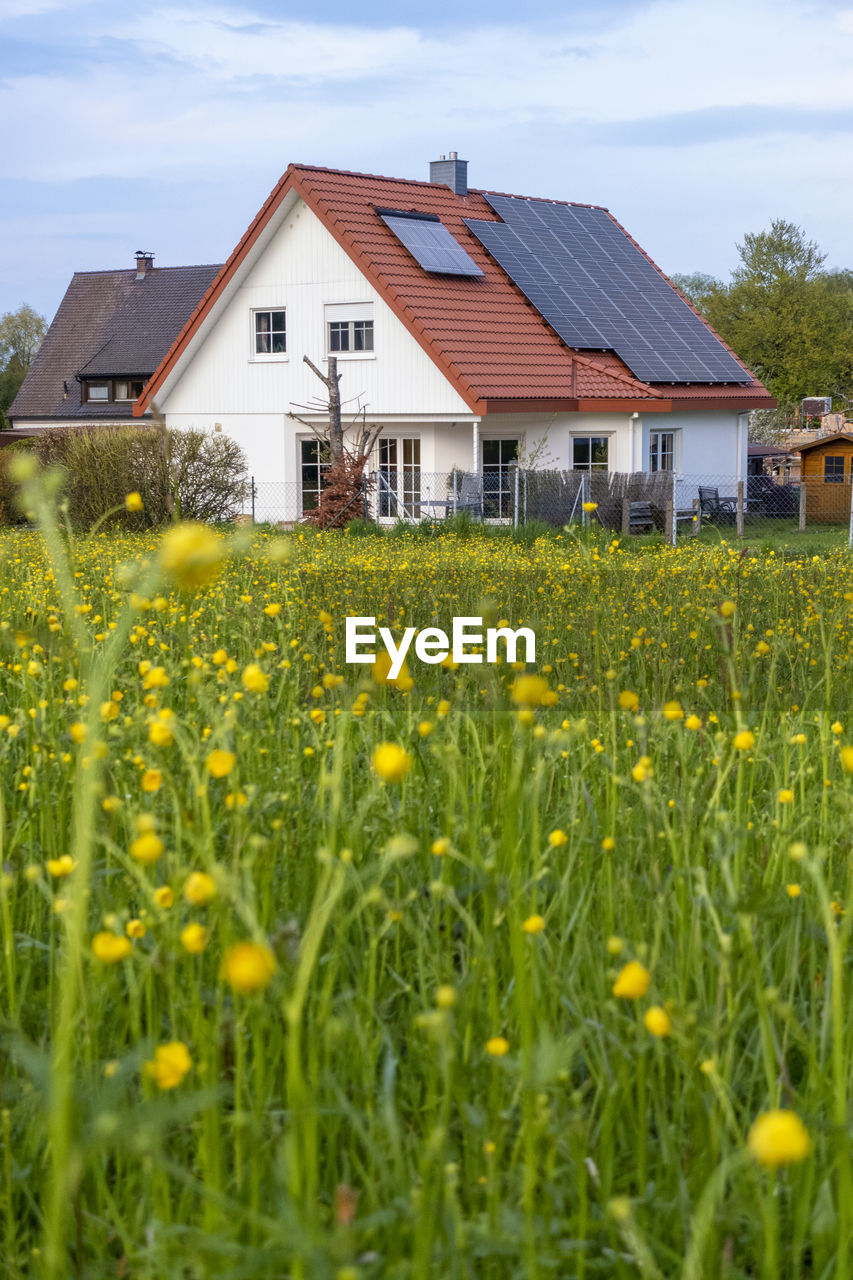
797 432 853 522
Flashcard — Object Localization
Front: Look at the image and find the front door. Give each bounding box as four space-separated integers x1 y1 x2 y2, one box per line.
378 438 421 519
482 438 518 518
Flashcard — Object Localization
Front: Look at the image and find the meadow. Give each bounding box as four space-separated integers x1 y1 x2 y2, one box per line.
3 481 853 1278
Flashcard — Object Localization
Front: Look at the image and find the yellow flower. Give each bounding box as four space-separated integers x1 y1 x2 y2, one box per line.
631 758 652 783
644 1006 671 1037
154 885 174 909
126 919 146 939
100 700 118 722
548 828 568 847
720 600 736 618
102 795 121 813
436 985 457 1009
522 914 545 934
148 720 174 747
141 768 162 793
485 1036 509 1057
431 837 450 856
786 883 801 899
831 721 843 735
206 749 236 779
734 730 755 751
142 666 169 690
158 522 224 591
685 714 701 731
663 700 684 721
125 491 143 512
418 720 434 737
130 832 164 866
180 922 208 954
582 501 598 513
612 961 650 999
70 723 87 744
606 935 624 955
46 855 76 878
220 941 276 994
144 1041 192 1090
436 699 450 717
841 746 853 774
778 789 794 805
183 871 217 906
371 742 412 783
601 837 615 852
92 932 133 963
263 603 282 618
242 663 269 694
510 674 550 706
618 690 639 711
747 1110 811 1168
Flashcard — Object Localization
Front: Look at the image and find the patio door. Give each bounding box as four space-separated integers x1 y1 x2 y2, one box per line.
378 438 421 519
482 438 518 518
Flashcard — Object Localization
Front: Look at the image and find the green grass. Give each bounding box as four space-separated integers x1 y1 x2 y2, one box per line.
3 484 853 1278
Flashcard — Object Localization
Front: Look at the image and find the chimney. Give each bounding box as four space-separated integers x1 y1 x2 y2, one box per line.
135 250 154 280
429 151 468 196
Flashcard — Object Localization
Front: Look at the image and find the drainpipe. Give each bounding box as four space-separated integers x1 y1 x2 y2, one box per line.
472 417 480 474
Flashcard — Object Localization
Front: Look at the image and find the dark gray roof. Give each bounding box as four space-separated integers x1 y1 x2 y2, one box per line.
9 263 222 421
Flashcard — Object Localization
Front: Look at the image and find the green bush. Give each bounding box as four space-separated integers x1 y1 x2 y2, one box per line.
0 437 35 525
27 425 248 529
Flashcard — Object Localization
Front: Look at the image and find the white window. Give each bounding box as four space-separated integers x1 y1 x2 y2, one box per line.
482 439 518 518
325 303 374 358
572 436 609 472
253 309 286 358
650 431 676 472
84 382 109 402
377 438 420 518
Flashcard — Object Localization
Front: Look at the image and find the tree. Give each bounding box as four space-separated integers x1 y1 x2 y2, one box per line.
0 303 47 429
699 220 853 406
668 271 724 315
289 356 382 527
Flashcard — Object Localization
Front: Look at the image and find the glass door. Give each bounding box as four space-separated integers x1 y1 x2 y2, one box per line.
482 439 518 518
378 438 421 519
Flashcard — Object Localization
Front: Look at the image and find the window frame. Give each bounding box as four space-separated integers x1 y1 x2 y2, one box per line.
251 308 288 361
481 437 519 520
299 438 331 514
824 455 845 483
82 379 147 404
649 430 677 474
570 434 611 473
324 303 375 361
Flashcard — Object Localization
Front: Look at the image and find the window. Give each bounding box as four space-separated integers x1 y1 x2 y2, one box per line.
572 436 609 472
378 438 421 518
325 303 374 357
649 431 675 473
254 309 286 356
83 379 146 403
114 380 145 401
300 440 330 511
825 455 845 483
328 319 374 353
482 438 518 518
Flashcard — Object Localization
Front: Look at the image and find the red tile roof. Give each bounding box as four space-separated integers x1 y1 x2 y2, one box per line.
137 164 775 417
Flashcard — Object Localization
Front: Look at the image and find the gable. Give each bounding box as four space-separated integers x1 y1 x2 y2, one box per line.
153 197 475 419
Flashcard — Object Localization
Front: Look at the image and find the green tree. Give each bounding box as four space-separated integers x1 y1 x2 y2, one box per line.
0 303 47 429
700 220 853 406
669 271 724 313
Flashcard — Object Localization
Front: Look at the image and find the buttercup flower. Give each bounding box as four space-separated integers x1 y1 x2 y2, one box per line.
220 941 276 994
612 961 650 999
92 932 133 963
125 491 143 512
46 855 76 878
184 871 217 906
206 749 236 779
158 522 224 591
644 1006 671 1037
180 923 208 954
485 1036 509 1057
747 1110 811 1168
145 1041 192 1090
371 742 412 783
242 664 269 694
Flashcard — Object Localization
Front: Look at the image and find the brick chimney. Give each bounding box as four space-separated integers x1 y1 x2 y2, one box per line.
135 250 154 280
429 152 468 196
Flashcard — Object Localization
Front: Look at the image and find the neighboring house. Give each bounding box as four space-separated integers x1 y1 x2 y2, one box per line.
11 157 775 519
8 254 222 429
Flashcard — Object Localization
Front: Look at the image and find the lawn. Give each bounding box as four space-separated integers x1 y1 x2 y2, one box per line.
3 500 853 1279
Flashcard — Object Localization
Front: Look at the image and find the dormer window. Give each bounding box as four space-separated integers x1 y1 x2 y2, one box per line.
82 379 146 403
84 382 109 401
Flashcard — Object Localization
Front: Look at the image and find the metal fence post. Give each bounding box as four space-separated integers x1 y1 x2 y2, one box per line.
523 471 528 525
692 497 700 536
799 482 807 532
582 474 588 528
736 479 744 538
513 464 520 528
251 476 255 523
670 471 677 546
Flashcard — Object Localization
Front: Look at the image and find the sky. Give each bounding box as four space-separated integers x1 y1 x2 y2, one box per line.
1 0 852 322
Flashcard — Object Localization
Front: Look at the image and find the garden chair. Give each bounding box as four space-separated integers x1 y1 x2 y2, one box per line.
698 485 737 523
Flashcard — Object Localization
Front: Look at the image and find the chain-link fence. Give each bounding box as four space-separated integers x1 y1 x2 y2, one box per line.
250 468 853 543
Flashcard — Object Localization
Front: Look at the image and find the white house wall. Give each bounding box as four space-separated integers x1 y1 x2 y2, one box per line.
158 198 472 481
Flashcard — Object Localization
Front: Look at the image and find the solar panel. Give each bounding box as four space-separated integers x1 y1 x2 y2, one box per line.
378 209 484 277
464 196 749 384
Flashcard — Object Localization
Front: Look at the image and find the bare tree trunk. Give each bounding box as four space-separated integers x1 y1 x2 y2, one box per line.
303 355 343 461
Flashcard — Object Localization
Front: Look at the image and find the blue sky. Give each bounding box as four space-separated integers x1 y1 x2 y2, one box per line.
1 0 852 321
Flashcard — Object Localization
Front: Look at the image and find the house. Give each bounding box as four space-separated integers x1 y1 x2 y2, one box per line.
8 254 222 430
11 156 775 520
796 432 853 523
